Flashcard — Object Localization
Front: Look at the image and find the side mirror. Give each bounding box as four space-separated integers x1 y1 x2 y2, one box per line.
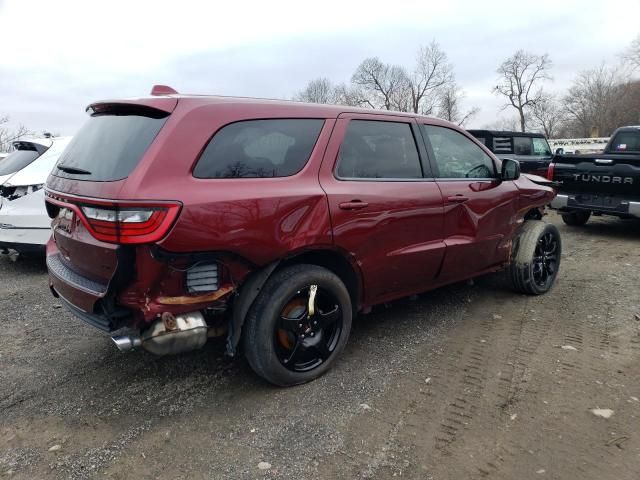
501 158 520 181
555 147 564 155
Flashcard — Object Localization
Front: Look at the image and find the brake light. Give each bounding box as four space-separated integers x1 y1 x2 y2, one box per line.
546 163 555 181
45 192 181 244
78 203 181 244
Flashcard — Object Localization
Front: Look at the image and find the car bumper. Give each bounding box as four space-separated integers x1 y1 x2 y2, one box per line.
550 193 640 217
0 189 51 251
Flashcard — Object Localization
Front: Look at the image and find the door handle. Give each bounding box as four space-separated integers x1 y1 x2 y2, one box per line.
447 195 469 204
339 200 369 210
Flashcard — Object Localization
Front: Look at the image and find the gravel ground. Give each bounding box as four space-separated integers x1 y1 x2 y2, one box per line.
1 212 639 479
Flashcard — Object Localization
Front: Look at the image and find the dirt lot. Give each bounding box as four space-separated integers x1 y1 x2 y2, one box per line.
1 212 639 480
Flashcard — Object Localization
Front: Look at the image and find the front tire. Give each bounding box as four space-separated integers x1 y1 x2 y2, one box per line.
510 221 562 295
243 264 352 386
561 210 590 226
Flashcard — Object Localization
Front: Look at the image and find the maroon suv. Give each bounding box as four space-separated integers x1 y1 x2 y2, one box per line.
45 86 560 386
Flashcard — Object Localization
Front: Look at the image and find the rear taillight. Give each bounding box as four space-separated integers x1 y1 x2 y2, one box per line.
80 205 180 244
546 163 555 181
46 193 181 244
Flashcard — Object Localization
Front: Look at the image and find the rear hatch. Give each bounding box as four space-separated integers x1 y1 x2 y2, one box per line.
45 98 177 307
0 139 52 186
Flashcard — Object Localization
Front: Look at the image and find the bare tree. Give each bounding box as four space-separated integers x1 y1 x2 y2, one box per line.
351 42 454 114
294 78 339 104
562 65 626 137
408 42 454 114
436 83 479 127
529 93 565 138
623 34 640 72
493 50 552 132
294 78 374 108
0 116 31 152
351 57 410 110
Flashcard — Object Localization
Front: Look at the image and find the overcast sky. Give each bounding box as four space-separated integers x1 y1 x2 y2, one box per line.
0 0 638 135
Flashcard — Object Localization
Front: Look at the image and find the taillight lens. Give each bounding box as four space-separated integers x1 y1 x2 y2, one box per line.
546 163 555 181
78 203 181 244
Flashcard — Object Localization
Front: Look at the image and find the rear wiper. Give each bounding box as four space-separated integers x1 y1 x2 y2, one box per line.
57 164 92 175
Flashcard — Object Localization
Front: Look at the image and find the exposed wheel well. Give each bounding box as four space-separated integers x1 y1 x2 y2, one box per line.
280 250 361 311
524 207 543 221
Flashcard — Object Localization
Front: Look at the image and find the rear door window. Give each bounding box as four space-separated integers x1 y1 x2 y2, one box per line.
513 137 533 155
53 109 168 181
336 120 423 179
193 119 324 178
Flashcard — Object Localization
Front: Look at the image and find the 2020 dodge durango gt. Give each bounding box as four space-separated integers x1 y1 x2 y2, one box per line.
45 86 560 386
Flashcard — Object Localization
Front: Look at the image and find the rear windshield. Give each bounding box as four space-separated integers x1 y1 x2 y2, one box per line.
53 110 168 181
609 131 640 153
193 119 324 178
0 149 41 176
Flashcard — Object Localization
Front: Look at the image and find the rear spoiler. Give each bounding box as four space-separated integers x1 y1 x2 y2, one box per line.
87 97 178 116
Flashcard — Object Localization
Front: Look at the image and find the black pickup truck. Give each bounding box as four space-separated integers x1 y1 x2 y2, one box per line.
468 130 553 176
549 126 640 225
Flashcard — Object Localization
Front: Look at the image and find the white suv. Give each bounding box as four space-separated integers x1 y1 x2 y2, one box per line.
0 137 71 254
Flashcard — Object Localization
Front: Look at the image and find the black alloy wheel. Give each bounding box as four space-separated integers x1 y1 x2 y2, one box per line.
532 231 559 289
275 285 343 372
243 264 352 386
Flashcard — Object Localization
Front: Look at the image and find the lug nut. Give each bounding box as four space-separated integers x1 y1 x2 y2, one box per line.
310 332 315 337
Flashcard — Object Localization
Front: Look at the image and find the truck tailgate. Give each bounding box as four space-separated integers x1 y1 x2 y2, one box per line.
553 154 640 198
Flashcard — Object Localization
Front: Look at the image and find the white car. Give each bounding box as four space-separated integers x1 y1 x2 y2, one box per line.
0 137 72 254
0 138 53 185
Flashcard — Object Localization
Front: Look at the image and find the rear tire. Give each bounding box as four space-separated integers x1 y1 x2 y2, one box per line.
561 210 590 226
243 264 352 387
510 221 562 295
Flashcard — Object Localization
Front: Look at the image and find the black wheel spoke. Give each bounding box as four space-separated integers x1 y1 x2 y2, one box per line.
313 341 331 361
316 306 340 329
275 286 344 372
283 338 305 365
279 312 305 332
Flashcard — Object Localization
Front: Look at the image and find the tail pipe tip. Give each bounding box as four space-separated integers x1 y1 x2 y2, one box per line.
111 335 142 352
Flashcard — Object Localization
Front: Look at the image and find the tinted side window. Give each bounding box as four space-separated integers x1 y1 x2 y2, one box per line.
513 137 533 155
422 125 497 179
532 137 552 156
194 119 324 178
336 120 422 179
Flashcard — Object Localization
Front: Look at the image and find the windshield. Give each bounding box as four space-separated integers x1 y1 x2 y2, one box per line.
532 137 552 156
53 110 168 181
0 148 42 176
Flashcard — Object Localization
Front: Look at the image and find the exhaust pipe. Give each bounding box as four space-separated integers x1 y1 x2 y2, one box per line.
111 335 142 352
110 311 208 356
